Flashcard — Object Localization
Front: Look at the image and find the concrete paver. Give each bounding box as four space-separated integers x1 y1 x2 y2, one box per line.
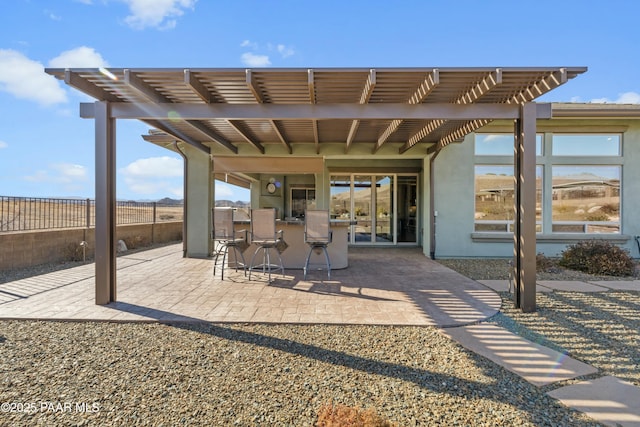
477 279 553 293
548 376 640 427
442 324 598 387
589 281 640 291
537 280 609 292
0 245 501 327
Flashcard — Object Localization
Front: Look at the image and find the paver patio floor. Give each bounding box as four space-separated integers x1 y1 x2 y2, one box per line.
0 244 502 327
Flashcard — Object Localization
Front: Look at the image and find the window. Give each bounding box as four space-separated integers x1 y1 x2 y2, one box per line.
552 134 620 156
475 133 542 156
290 187 316 219
473 132 623 235
552 166 620 233
474 165 542 232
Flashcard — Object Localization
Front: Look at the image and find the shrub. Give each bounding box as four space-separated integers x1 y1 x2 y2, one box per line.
600 203 619 215
585 213 609 222
63 242 85 262
316 403 397 427
122 235 150 250
536 253 555 272
559 240 635 276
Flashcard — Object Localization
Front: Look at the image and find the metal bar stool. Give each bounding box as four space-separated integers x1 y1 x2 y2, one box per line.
212 207 247 280
304 209 332 280
248 208 285 282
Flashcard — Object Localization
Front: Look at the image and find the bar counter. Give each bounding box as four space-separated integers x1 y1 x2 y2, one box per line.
233 220 351 269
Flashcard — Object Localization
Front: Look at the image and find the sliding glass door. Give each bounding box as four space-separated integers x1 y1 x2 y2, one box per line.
330 174 418 245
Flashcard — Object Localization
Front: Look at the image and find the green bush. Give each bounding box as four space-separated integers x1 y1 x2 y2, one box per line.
536 253 555 272
559 240 635 276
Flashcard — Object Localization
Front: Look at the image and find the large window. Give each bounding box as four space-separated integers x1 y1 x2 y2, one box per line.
552 134 621 156
552 166 620 233
474 133 622 235
474 165 542 232
475 134 542 156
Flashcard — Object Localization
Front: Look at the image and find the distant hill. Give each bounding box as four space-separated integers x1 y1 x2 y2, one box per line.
215 200 250 208
155 198 249 207
157 197 184 205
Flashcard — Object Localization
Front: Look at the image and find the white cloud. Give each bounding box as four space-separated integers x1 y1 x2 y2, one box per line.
0 49 67 106
590 91 640 104
481 134 511 142
52 163 88 181
120 156 182 178
215 182 234 198
240 40 258 49
48 46 109 68
24 163 87 184
47 11 62 21
617 92 640 104
276 44 294 58
0 141 7 149
120 156 183 196
241 52 271 67
121 0 196 30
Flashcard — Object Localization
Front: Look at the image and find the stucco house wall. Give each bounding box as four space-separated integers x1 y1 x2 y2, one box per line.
433 118 640 259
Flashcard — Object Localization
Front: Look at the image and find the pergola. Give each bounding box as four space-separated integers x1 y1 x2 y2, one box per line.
46 67 586 312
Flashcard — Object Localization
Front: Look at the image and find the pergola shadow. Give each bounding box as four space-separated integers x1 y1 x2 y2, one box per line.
0 244 501 326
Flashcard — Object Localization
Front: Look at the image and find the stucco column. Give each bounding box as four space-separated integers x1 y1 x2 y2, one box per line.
183 144 213 258
513 102 537 312
94 101 116 304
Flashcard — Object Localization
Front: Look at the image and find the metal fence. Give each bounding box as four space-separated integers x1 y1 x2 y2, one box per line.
0 196 184 233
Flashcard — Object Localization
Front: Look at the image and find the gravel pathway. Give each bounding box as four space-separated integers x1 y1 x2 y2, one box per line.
0 256 638 426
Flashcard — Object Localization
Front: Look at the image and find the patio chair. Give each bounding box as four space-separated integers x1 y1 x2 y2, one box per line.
212 207 247 280
248 208 285 281
304 209 332 280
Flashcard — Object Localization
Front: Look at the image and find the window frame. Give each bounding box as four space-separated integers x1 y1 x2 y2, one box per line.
473 132 623 235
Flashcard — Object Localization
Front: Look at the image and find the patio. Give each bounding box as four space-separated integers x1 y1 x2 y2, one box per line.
0 244 501 326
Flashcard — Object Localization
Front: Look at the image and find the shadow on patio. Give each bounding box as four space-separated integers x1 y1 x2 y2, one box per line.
0 244 501 326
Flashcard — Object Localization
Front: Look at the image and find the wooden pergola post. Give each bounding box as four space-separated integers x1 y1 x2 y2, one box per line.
94 101 117 304
513 102 537 312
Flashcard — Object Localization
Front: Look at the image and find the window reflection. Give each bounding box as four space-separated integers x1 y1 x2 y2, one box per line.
552 166 620 233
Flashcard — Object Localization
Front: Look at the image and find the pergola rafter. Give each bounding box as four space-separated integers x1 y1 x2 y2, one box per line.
308 69 319 153
433 68 566 152
124 69 235 153
64 70 119 102
374 69 439 154
246 70 292 154
408 68 503 154
184 69 213 103
345 69 376 153
143 119 210 154
227 120 265 154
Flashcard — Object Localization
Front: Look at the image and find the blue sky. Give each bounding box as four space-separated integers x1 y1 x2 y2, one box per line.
1 0 639 202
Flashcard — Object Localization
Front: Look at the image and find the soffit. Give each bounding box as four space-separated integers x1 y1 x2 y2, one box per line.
46 67 586 155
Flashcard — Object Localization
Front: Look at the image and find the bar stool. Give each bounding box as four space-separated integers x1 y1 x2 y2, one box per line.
212 207 247 280
248 208 285 282
304 209 332 280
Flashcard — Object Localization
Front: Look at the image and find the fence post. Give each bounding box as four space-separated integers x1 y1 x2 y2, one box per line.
86 198 91 228
153 202 157 224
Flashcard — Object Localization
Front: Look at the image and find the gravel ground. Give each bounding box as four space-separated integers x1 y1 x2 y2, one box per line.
0 256 638 426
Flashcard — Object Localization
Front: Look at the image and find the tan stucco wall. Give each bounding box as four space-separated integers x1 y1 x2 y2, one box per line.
0 222 182 270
